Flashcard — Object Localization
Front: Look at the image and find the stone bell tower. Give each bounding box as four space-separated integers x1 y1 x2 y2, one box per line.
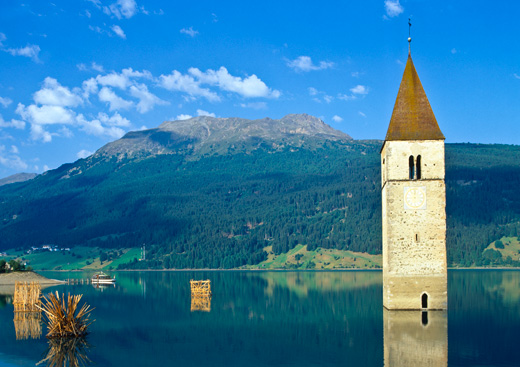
381 41 448 310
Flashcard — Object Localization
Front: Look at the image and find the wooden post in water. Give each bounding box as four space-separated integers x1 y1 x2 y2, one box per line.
13 282 41 312
190 280 211 312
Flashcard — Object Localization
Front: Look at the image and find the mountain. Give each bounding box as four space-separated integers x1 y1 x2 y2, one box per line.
0 173 37 187
0 114 519 269
94 114 351 159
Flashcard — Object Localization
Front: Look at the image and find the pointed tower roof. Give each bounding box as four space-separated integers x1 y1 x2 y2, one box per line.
385 55 444 141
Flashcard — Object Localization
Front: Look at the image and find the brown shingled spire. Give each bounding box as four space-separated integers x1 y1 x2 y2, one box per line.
385 55 444 141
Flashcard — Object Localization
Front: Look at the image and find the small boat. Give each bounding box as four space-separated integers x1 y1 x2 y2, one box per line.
91 272 116 284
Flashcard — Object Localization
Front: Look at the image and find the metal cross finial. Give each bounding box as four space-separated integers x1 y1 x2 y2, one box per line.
408 18 412 55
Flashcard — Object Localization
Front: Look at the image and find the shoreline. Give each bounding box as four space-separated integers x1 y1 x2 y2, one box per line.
38 266 520 272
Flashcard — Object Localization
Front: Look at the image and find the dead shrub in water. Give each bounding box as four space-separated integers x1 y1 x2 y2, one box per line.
37 292 94 339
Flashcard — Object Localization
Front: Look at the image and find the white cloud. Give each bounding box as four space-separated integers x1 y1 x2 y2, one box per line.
129 84 168 113
240 102 267 110
323 95 333 103
96 68 152 90
43 165 50 171
0 33 6 47
30 124 52 142
77 149 93 159
351 71 361 78
350 85 369 95
180 27 199 37
158 70 220 102
332 115 343 123
287 56 334 72
384 0 403 18
5 44 41 62
98 87 133 111
0 97 12 108
176 114 192 120
514 73 520 80
97 112 130 127
82 78 99 99
33 77 83 107
0 114 25 129
106 0 138 19
0 145 28 170
338 93 356 101
188 66 280 98
111 25 126 39
77 63 88 71
91 62 104 72
10 145 18 154
308 87 319 96
197 109 215 117
358 111 367 118
76 113 126 139
16 103 76 125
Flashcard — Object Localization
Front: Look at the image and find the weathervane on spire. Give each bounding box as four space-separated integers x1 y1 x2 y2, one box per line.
408 18 412 55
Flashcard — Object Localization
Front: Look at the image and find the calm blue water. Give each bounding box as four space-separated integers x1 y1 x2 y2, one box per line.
0 270 518 366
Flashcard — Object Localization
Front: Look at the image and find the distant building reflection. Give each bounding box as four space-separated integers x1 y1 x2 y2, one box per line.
384 309 447 367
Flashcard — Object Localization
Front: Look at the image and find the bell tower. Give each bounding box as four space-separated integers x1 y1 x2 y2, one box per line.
381 37 447 310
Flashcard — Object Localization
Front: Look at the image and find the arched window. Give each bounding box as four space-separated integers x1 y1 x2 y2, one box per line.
409 156 415 179
421 293 428 309
416 155 422 179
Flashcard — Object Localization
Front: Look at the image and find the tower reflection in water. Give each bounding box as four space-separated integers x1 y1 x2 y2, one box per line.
384 310 447 367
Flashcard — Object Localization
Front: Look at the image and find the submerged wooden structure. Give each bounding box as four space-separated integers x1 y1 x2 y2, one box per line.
38 292 94 339
190 280 211 312
13 281 41 312
190 280 211 296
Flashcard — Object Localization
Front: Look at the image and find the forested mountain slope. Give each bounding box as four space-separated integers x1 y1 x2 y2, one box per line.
0 115 519 268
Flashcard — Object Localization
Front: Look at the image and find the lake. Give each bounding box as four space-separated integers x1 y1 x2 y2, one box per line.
0 270 518 366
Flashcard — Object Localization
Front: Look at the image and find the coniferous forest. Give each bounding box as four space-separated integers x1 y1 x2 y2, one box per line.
0 127 519 269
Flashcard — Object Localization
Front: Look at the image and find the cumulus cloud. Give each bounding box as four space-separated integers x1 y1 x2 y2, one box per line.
287 56 334 72
16 103 76 125
96 68 152 90
196 109 216 117
111 25 126 39
5 44 41 62
158 71 220 102
384 0 403 18
77 113 126 139
188 67 281 98
77 62 105 73
77 149 93 159
129 84 168 113
94 112 130 127
0 97 12 108
98 87 133 111
350 85 369 95
332 115 343 123
0 145 28 170
0 114 25 129
29 124 52 142
180 27 199 37
176 114 193 120
33 77 83 107
105 0 138 19
240 102 267 110
308 87 319 96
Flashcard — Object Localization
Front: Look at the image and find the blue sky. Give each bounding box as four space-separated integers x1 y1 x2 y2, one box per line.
0 0 519 178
